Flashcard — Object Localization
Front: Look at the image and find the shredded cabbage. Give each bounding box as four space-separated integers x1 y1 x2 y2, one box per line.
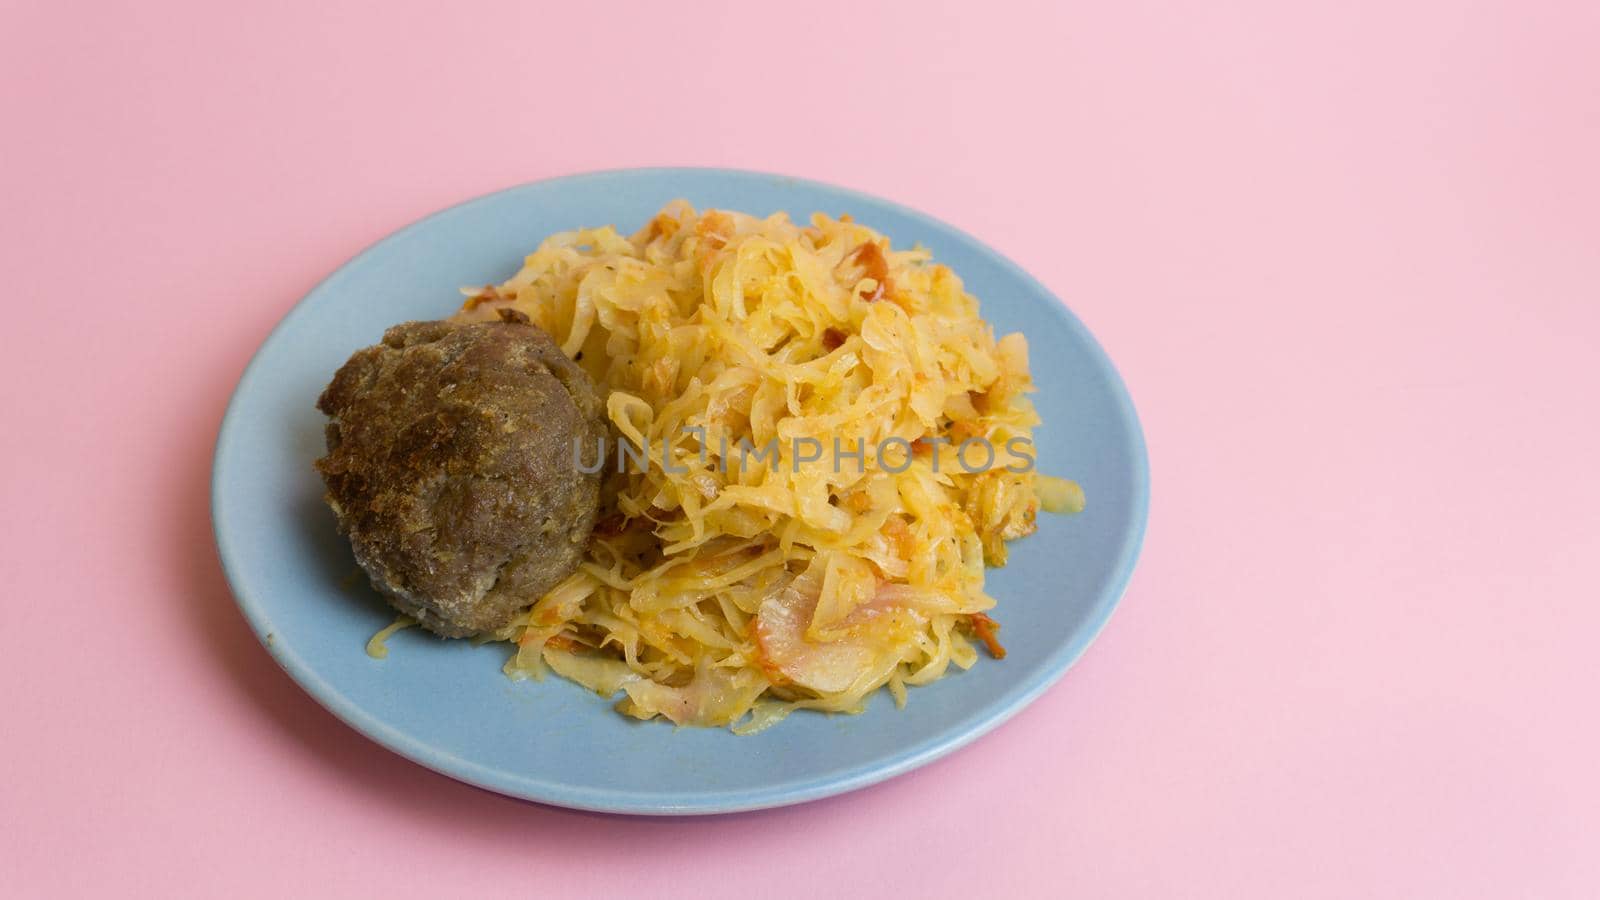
365 616 415 659
453 202 1083 730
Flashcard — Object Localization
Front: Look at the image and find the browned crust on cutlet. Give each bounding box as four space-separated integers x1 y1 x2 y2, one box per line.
314 319 607 637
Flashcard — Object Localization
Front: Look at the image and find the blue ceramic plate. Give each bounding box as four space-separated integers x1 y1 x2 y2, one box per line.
211 168 1148 814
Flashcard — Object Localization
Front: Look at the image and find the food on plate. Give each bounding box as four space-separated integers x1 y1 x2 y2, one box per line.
328 201 1084 731
314 315 607 637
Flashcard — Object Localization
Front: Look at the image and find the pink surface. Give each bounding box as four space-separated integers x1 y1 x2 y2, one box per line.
2 1 1597 896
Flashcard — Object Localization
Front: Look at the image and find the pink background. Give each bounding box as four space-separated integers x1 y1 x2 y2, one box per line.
2 1 1596 896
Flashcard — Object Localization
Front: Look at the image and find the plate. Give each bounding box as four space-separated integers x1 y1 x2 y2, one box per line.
211 168 1148 814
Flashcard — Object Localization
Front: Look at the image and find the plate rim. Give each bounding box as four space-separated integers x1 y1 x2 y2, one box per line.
211 166 1150 815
